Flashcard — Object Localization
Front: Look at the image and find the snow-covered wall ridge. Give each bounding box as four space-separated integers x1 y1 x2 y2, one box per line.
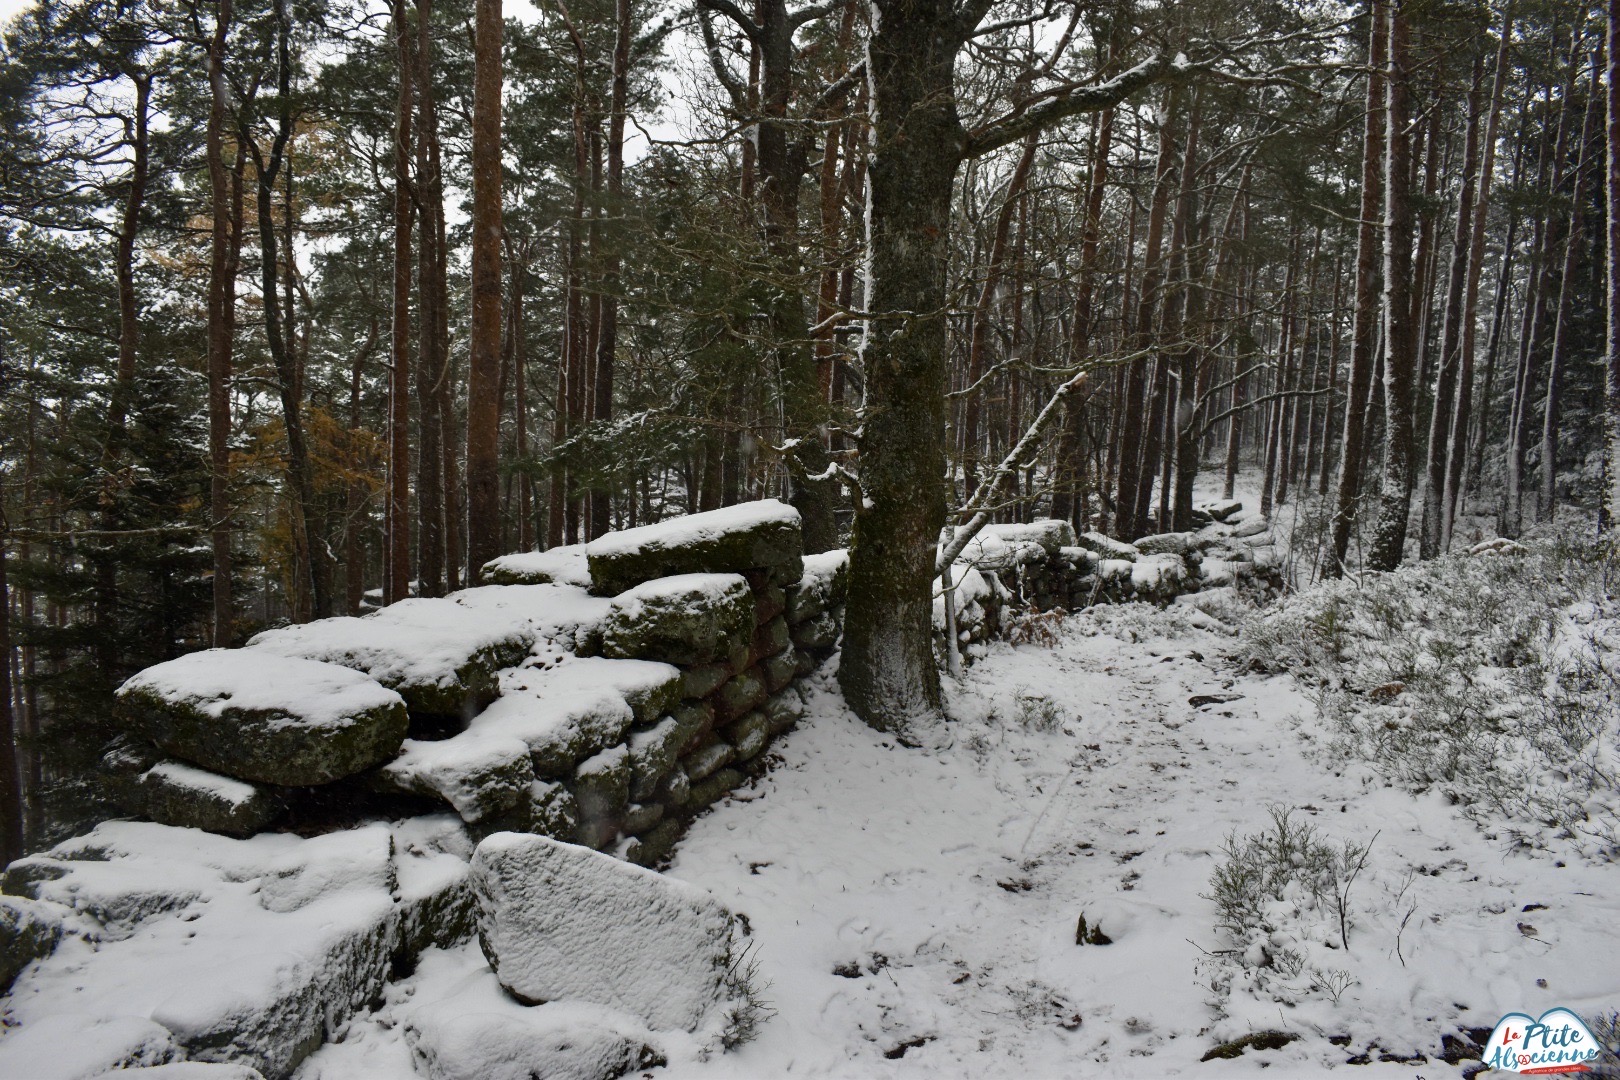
583 499 803 596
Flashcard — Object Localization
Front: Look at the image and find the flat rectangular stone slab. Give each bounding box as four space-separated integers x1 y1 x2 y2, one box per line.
469 833 738 1034
478 543 592 587
249 599 535 723
585 501 802 596
116 651 408 788
599 574 755 668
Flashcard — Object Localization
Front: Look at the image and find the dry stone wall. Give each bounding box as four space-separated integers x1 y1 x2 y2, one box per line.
0 497 1265 1080
91 499 843 863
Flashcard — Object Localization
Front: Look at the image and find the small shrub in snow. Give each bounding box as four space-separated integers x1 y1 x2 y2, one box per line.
1071 601 1202 642
1202 806 1373 1009
1242 526 1620 858
1583 1010 1620 1072
717 939 774 1051
1010 690 1066 734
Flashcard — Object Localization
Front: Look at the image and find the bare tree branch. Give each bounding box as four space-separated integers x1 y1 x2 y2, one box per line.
963 52 1191 159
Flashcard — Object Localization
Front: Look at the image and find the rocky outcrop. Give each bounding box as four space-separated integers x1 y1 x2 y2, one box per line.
0 895 63 995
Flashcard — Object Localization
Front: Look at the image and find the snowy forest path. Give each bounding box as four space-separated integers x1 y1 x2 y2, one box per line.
658 611 1620 1079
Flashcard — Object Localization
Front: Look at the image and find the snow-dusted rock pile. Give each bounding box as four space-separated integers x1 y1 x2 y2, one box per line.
0 819 472 1079
937 502 1282 651
1 499 838 1079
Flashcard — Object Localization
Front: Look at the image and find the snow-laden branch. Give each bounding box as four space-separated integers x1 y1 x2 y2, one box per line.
962 52 1189 160
936 371 1087 574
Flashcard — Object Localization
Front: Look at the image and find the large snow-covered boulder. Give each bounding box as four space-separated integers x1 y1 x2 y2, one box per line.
249 598 535 723
373 733 535 823
403 959 663 1080
0 895 64 995
1076 531 1140 562
136 760 284 837
599 573 755 668
1133 531 1194 557
448 583 613 657
585 500 802 596
503 656 682 728
786 549 848 624
469 833 741 1034
479 543 592 588
1 820 474 1080
91 1065 267 1079
0 1014 183 1078
469 686 634 780
1198 499 1243 523
980 519 1077 554
115 651 408 788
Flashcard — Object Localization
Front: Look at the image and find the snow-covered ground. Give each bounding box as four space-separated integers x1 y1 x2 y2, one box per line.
654 615 1619 1078
303 599 1618 1079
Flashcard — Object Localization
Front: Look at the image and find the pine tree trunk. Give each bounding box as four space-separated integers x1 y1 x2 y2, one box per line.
1606 0 1620 528
514 255 534 550
0 477 20 865
1538 62 1601 522
588 0 631 542
1367 0 1417 572
254 0 325 618
1052 107 1113 529
1421 54 1483 558
963 134 1039 504
465 0 504 574
1326 0 1387 576
414 0 445 596
1116 93 1177 540
1442 12 1511 551
386 0 414 604
206 0 234 644
1506 60 1579 536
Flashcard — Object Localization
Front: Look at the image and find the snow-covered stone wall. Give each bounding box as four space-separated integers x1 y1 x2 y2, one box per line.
0 500 840 1080
0 497 1269 1080
934 502 1284 657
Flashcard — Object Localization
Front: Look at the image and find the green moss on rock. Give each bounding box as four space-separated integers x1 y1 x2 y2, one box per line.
599 574 756 668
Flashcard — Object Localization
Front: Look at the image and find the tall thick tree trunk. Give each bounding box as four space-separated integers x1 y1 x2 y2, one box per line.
1420 54 1483 559
1326 0 1387 576
840 0 1176 730
589 0 630 541
414 0 446 596
386 0 415 604
1607 0 1620 528
1538 63 1601 522
838 0 964 734
1115 92 1177 540
206 0 234 644
1367 0 1416 572
465 0 504 573
1441 10 1512 551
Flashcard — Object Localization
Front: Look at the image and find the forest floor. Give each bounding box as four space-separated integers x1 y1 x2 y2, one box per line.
304 594 1619 1079
644 611 1619 1079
